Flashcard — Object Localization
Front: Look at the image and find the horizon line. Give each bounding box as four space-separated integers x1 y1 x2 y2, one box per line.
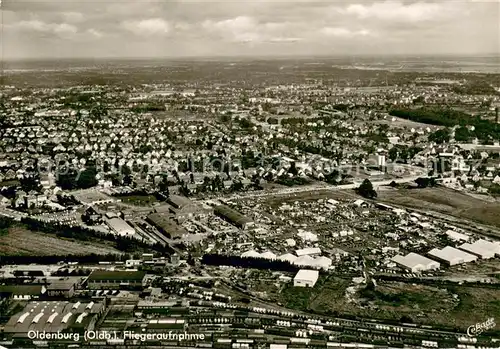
4 53 500 62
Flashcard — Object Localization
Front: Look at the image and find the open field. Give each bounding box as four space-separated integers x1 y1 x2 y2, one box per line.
378 186 500 228
375 116 443 130
278 277 454 320
0 227 122 256
445 286 500 329
261 189 356 208
116 194 159 206
273 276 500 331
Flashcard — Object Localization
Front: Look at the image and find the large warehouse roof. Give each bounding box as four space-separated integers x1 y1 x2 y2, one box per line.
428 246 477 265
147 213 185 238
392 252 440 271
106 217 135 236
168 195 191 209
296 247 322 256
214 205 252 227
294 269 319 282
88 270 146 282
459 239 498 259
4 301 104 334
445 230 470 242
240 250 276 260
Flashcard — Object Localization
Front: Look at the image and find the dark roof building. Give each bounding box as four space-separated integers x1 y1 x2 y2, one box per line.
167 195 191 209
214 204 253 229
0 285 45 300
147 213 185 239
87 270 146 290
3 300 105 339
46 278 78 298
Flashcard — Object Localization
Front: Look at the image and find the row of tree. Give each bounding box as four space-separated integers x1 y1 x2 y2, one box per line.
19 217 172 254
202 254 300 272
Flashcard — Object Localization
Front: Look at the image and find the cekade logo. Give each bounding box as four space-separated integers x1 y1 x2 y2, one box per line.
467 318 496 337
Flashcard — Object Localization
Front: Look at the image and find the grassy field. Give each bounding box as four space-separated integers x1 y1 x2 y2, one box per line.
117 194 158 206
375 116 443 130
261 189 355 208
278 276 353 316
0 227 122 256
275 276 500 331
378 187 500 228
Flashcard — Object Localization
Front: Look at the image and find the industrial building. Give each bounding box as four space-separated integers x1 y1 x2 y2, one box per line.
46 278 78 298
87 270 146 290
445 230 470 242
106 217 136 237
428 246 477 266
240 250 277 260
459 239 499 259
3 300 105 339
214 205 253 229
293 269 319 287
391 252 440 272
0 285 46 300
157 195 199 222
296 247 322 256
147 213 186 239
167 195 192 209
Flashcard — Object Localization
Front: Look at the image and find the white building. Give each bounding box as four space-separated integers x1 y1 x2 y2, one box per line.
296 247 321 257
391 252 440 272
428 246 477 266
459 240 498 259
294 255 317 267
241 250 261 259
278 253 298 264
106 217 136 237
445 230 470 242
475 239 500 257
260 251 277 260
293 269 319 287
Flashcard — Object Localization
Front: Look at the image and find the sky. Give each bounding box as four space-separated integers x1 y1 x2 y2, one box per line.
2 0 500 59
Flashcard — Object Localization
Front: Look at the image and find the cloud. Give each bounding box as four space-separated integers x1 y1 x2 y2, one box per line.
62 12 85 23
2 0 497 58
87 29 103 38
268 37 303 43
321 27 372 38
201 16 306 44
202 16 255 33
121 18 170 36
202 16 260 42
337 1 448 22
11 20 78 35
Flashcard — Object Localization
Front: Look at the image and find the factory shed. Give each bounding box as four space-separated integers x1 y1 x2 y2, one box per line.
293 269 319 287
294 255 317 267
459 240 497 259
106 217 135 237
167 195 191 209
391 252 440 272
296 247 322 256
147 213 185 239
428 246 477 266
445 230 470 242
214 205 253 229
241 250 261 259
260 251 277 260
278 253 298 264
475 239 500 257
314 256 333 270
87 270 146 290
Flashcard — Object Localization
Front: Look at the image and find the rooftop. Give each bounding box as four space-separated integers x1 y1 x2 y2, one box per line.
88 270 146 282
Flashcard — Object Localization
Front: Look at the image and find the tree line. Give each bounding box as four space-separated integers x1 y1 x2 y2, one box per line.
19 217 173 254
202 254 300 273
